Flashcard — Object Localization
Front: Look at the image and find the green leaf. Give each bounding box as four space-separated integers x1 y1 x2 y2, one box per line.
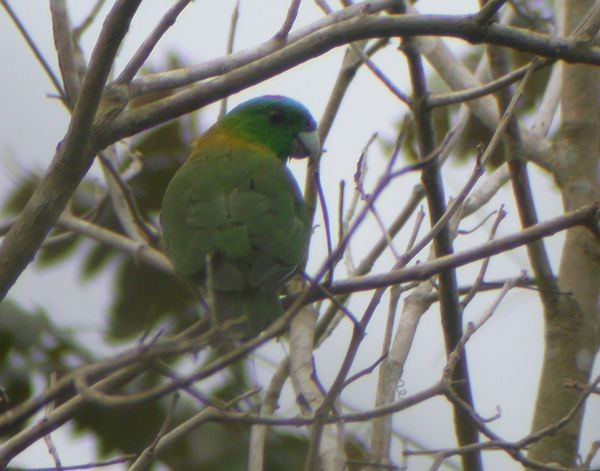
36 232 82 267
0 300 44 352
129 121 190 214
109 259 193 339
2 173 39 216
74 397 164 455
0 364 32 425
81 243 117 280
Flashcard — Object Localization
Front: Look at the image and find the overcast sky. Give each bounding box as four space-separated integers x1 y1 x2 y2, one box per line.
1 1 598 470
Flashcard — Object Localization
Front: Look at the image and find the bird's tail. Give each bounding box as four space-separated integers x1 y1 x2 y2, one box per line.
211 289 283 338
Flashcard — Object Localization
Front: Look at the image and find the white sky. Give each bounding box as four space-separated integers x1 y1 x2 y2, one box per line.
0 1 598 470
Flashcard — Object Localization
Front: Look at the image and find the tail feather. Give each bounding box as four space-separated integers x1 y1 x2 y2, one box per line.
213 289 283 338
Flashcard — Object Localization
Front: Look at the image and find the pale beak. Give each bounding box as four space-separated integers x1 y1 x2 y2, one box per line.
293 130 321 160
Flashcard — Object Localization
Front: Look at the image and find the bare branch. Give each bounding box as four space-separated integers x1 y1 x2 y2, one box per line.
288 276 346 471
248 359 290 471
126 0 400 97
50 0 83 106
404 32 481 467
529 0 600 462
3 4 600 468
462 164 510 218
296 203 599 303
0 0 143 302
105 14 600 145
57 214 172 275
369 279 436 465
442 373 600 470
411 29 553 170
303 133 411 471
304 39 388 246
481 7 561 311
530 61 562 136
346 40 412 106
354 184 425 275
97 149 157 243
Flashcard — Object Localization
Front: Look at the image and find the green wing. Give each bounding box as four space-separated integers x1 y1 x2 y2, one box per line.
161 141 309 296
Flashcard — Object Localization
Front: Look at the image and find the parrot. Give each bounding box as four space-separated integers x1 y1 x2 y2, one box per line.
160 95 319 338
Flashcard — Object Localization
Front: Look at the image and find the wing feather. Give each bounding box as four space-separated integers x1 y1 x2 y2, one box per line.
161 139 308 292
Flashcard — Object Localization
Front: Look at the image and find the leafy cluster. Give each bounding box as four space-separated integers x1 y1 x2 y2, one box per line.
1 116 320 468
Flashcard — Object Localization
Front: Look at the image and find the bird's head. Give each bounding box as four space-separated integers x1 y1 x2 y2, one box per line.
218 95 320 162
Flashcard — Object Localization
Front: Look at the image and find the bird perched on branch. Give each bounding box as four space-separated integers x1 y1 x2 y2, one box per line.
161 95 319 338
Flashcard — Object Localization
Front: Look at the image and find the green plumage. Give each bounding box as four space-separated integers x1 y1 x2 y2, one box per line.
161 96 319 337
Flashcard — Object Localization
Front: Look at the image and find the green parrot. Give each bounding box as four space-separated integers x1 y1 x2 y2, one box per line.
161 95 319 337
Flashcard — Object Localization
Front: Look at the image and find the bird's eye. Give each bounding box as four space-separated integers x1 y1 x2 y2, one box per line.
268 107 286 125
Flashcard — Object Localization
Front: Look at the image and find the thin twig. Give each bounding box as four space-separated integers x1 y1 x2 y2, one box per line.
405 206 426 254
428 60 550 108
313 0 332 15
97 150 157 243
343 132 378 273
303 37 388 262
127 1 397 98
23 454 136 471
582 441 600 468
275 0 302 41
218 1 240 119
396 132 481 267
292 203 598 305
304 132 459 471
342 354 387 388
301 272 360 327
302 129 410 471
0 326 214 467
155 362 214 407
128 392 180 471
481 7 562 308
348 41 411 105
315 169 336 283
248 359 290 471
476 0 510 24
459 205 507 309
312 184 424 346
441 373 600 471
42 373 62 469
1 0 67 103
357 176 402 261
354 184 425 276
50 0 83 106
115 0 193 84
337 179 345 247
73 0 108 39
457 209 499 235
446 274 525 378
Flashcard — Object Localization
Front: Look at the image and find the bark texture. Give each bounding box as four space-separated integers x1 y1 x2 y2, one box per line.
529 0 600 464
